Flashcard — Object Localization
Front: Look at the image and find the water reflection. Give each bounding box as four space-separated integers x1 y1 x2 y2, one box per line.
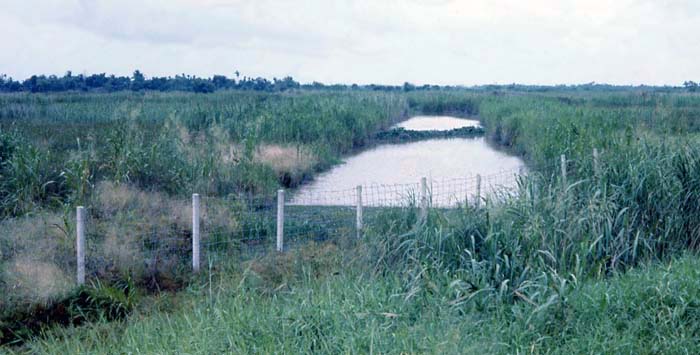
392 115 481 131
292 137 525 206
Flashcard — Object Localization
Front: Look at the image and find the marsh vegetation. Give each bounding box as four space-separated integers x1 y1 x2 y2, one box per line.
2 87 700 352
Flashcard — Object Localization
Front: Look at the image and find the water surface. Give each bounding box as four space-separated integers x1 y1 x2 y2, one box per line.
392 115 481 131
292 127 525 207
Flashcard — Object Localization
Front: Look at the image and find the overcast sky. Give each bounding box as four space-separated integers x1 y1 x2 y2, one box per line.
1 0 698 85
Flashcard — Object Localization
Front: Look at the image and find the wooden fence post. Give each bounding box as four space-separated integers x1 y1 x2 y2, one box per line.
76 206 85 286
420 177 428 218
276 189 285 252
192 194 200 273
475 174 482 208
560 154 567 188
356 185 363 238
593 148 600 178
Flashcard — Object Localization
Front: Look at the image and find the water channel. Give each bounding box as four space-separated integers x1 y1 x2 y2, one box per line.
291 116 525 206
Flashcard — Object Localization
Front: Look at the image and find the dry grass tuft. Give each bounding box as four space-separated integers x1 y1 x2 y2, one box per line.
94 181 191 226
0 213 73 309
171 119 318 187
94 180 238 232
4 257 73 305
100 223 143 276
0 180 243 313
92 181 239 283
254 144 318 184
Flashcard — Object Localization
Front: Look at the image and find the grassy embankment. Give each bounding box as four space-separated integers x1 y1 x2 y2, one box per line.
0 90 486 344
21 246 700 353
0 90 420 342
4 90 700 352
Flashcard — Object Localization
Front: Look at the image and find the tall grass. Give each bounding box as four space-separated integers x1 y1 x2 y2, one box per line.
0 90 408 216
370 93 700 299
4 89 700 351
20 244 700 354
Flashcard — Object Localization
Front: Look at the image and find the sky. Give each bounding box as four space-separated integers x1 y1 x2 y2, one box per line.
1 0 699 86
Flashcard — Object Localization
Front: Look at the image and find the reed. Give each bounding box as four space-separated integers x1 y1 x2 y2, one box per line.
4 89 700 352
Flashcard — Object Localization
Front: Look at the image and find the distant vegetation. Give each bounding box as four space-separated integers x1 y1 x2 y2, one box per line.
1 71 697 94
3 85 700 352
0 90 411 217
374 126 484 142
0 70 302 94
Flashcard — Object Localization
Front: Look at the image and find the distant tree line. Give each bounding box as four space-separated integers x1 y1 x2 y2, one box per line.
0 70 302 93
0 70 455 94
0 70 453 94
0 70 697 93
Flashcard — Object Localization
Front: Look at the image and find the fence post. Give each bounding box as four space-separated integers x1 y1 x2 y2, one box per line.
276 189 285 252
560 154 567 188
192 193 200 273
475 174 482 208
593 148 600 178
420 177 428 218
76 206 85 286
356 185 363 238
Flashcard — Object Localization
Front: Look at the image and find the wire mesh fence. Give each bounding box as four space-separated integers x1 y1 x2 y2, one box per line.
287 169 526 208
3 151 597 299
73 167 527 284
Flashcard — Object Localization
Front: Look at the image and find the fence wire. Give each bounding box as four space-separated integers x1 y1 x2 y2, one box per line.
287 166 527 208
3 154 590 298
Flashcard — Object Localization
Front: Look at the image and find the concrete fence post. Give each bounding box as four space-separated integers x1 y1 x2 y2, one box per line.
475 174 482 209
76 206 85 286
560 154 567 188
192 193 200 273
356 185 363 238
593 148 600 178
420 177 428 218
276 189 285 252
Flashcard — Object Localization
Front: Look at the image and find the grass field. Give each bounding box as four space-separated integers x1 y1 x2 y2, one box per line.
20 247 700 354
2 88 700 352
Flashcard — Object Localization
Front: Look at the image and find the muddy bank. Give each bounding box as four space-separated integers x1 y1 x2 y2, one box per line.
373 126 484 143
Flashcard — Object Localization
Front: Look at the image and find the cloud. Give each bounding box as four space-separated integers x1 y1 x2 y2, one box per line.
0 0 698 85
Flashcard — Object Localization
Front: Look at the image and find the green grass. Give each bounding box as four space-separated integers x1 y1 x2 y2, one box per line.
0 90 410 213
15 244 700 354
3 89 700 352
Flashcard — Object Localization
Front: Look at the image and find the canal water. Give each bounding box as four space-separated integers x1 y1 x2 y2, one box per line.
291 116 525 206
392 115 481 131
